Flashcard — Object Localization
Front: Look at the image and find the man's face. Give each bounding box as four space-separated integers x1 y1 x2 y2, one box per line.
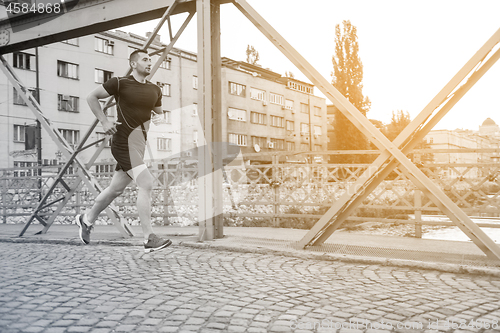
131 52 152 75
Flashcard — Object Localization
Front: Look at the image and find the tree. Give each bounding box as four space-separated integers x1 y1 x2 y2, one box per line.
245 45 260 65
383 110 434 164
385 110 411 142
331 20 371 163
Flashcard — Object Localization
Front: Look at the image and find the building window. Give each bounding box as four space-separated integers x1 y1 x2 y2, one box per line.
301 143 309 151
163 110 172 123
286 141 295 151
250 112 266 125
13 161 37 177
58 94 79 112
95 132 111 147
13 88 37 106
301 123 310 134
193 76 198 89
59 129 80 146
13 52 36 70
229 82 246 97
270 138 285 150
13 125 25 142
157 82 171 96
157 137 172 151
286 120 294 131
95 69 113 84
314 125 322 136
62 38 79 46
57 61 79 79
250 88 265 101
270 115 284 128
314 106 321 116
192 103 198 116
95 163 115 173
160 59 171 69
287 81 313 94
228 107 247 122
95 37 114 55
252 136 267 148
229 133 247 146
300 103 308 114
269 93 284 105
314 144 322 151
285 99 294 111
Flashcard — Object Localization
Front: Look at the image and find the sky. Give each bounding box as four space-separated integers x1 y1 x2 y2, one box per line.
122 0 500 131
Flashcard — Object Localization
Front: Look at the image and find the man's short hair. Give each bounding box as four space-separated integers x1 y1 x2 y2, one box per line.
129 49 149 64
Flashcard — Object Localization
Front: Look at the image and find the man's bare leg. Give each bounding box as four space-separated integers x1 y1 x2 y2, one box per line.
76 169 131 244
133 166 155 242
130 164 172 252
86 170 132 224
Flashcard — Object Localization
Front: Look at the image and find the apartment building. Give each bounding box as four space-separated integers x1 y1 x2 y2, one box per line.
0 31 327 172
221 58 327 163
424 119 500 178
0 30 198 171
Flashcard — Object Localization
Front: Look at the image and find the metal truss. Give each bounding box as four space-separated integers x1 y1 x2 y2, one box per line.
3 1 196 237
232 0 500 260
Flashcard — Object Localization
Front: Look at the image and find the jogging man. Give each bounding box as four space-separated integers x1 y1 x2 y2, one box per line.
76 49 172 253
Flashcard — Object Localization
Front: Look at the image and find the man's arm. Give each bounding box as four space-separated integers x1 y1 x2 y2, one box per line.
87 85 119 135
152 106 163 115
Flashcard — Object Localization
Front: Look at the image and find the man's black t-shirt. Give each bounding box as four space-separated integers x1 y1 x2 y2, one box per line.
102 75 162 145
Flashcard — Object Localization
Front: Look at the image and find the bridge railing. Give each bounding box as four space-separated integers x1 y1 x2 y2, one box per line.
2 149 500 237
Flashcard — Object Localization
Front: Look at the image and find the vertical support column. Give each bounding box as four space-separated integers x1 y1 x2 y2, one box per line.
211 1 224 239
197 0 214 241
414 189 422 238
272 154 279 227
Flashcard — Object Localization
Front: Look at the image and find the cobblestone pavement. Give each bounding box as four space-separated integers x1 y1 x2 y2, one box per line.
2 243 500 333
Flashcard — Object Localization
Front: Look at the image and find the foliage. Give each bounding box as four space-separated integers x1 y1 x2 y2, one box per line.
245 45 260 65
330 20 371 163
385 110 411 141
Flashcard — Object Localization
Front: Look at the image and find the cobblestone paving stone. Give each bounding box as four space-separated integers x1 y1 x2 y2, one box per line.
1 243 500 333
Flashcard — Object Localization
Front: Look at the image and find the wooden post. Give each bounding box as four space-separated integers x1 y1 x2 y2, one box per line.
1 178 6 224
211 0 224 239
272 154 279 227
163 170 169 225
414 189 422 238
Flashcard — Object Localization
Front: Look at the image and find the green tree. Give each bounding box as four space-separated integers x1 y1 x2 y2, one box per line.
331 20 371 163
245 45 260 65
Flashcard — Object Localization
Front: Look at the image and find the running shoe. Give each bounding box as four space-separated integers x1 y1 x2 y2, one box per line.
75 214 93 245
144 233 172 253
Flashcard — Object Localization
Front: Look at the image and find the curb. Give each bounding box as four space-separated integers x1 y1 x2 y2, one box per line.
178 240 500 278
0 237 138 247
2 236 500 277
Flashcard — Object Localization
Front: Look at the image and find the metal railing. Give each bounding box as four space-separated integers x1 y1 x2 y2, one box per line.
2 149 500 237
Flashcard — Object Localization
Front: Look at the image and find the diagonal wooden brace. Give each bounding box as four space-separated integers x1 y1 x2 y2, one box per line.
232 0 500 260
307 45 500 248
7 1 194 237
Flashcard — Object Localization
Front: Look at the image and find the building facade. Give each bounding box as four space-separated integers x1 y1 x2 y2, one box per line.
221 58 327 163
0 30 198 171
0 31 327 172
424 119 500 178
